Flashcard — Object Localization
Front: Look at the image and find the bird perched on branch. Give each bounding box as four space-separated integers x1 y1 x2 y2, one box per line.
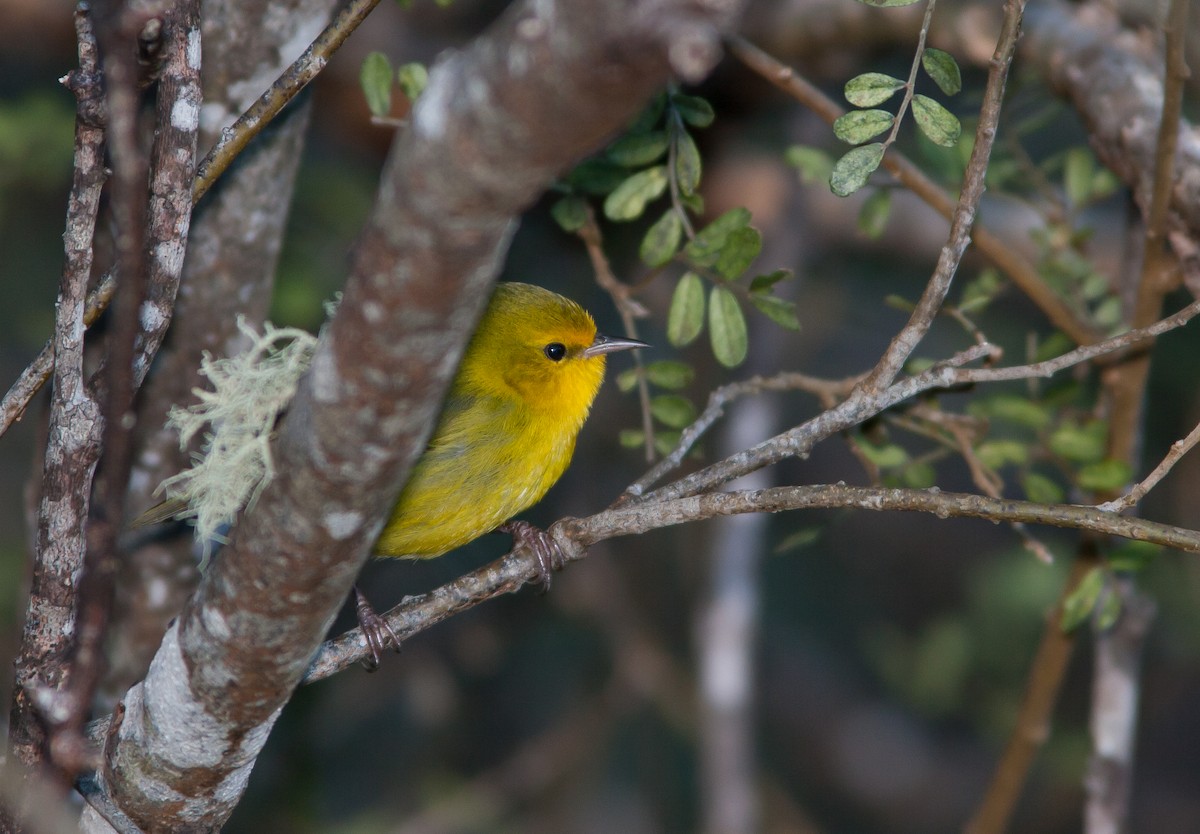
138 282 645 668
357 282 645 665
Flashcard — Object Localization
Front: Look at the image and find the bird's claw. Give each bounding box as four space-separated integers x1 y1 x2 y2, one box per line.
355 586 400 671
499 520 565 591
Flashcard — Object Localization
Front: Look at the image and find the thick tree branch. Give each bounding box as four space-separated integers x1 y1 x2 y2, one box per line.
6 1 107 799
91 1 745 829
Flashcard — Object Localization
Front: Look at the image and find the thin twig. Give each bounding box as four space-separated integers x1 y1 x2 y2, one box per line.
7 0 106 787
576 207 656 460
1101 417 1200 513
859 0 1028 392
623 370 860 499
726 35 1102 348
191 0 382 203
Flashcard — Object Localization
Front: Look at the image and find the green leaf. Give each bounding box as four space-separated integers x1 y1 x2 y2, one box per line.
785 145 834 184
1077 458 1133 492
1064 147 1094 208
1049 420 1107 464
671 93 715 128
921 48 962 96
972 394 1052 431
644 360 695 389
619 429 645 448
1022 472 1065 505
651 394 697 429
1033 331 1075 363
855 0 922 5
960 268 1004 312
714 226 762 280
396 62 428 101
360 52 393 117
903 461 937 488
616 367 639 393
603 166 668 221
844 72 906 107
834 109 895 145
912 95 961 148
830 143 885 197
627 93 667 135
684 207 752 266
748 293 801 330
1061 566 1105 632
858 189 892 238
674 130 702 196
976 440 1029 468
774 526 824 553
608 131 669 167
550 195 588 233
1095 590 1122 631
749 269 792 293
667 272 706 346
654 430 684 457
854 438 909 468
1107 541 1159 573
708 286 748 367
567 158 631 195
640 209 684 267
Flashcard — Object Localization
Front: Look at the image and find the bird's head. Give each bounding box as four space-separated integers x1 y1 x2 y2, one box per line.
460 283 645 425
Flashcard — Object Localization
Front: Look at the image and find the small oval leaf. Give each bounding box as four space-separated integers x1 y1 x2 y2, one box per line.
672 93 715 128
668 272 706 347
858 189 892 238
608 131 670 167
1061 567 1105 633
360 52 394 117
844 72 906 107
834 109 896 145
650 394 697 429
708 286 748 367
684 207 752 266
396 62 428 101
921 48 962 96
748 294 801 331
674 130 702 196
830 143 885 197
603 166 668 221
550 195 588 233
714 226 762 280
912 95 961 148
644 360 695 390
640 209 684 268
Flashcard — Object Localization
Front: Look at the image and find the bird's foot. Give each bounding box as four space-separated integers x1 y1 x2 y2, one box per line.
354 585 400 671
499 520 565 591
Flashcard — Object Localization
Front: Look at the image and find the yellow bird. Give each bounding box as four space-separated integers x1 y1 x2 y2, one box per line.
359 282 644 664
138 282 644 666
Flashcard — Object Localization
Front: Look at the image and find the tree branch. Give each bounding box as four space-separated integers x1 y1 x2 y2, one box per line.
305 483 1200 678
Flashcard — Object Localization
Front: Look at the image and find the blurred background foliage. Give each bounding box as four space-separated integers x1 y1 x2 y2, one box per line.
3 0 1200 831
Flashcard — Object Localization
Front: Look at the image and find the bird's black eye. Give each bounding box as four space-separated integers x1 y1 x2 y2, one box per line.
543 342 566 362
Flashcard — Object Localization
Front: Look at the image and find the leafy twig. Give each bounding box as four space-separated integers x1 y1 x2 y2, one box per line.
726 35 1102 347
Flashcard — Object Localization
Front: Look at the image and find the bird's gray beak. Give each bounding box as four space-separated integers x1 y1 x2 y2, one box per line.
583 333 649 358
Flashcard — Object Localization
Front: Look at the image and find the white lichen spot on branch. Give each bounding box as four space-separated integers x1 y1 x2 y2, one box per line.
158 317 318 546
